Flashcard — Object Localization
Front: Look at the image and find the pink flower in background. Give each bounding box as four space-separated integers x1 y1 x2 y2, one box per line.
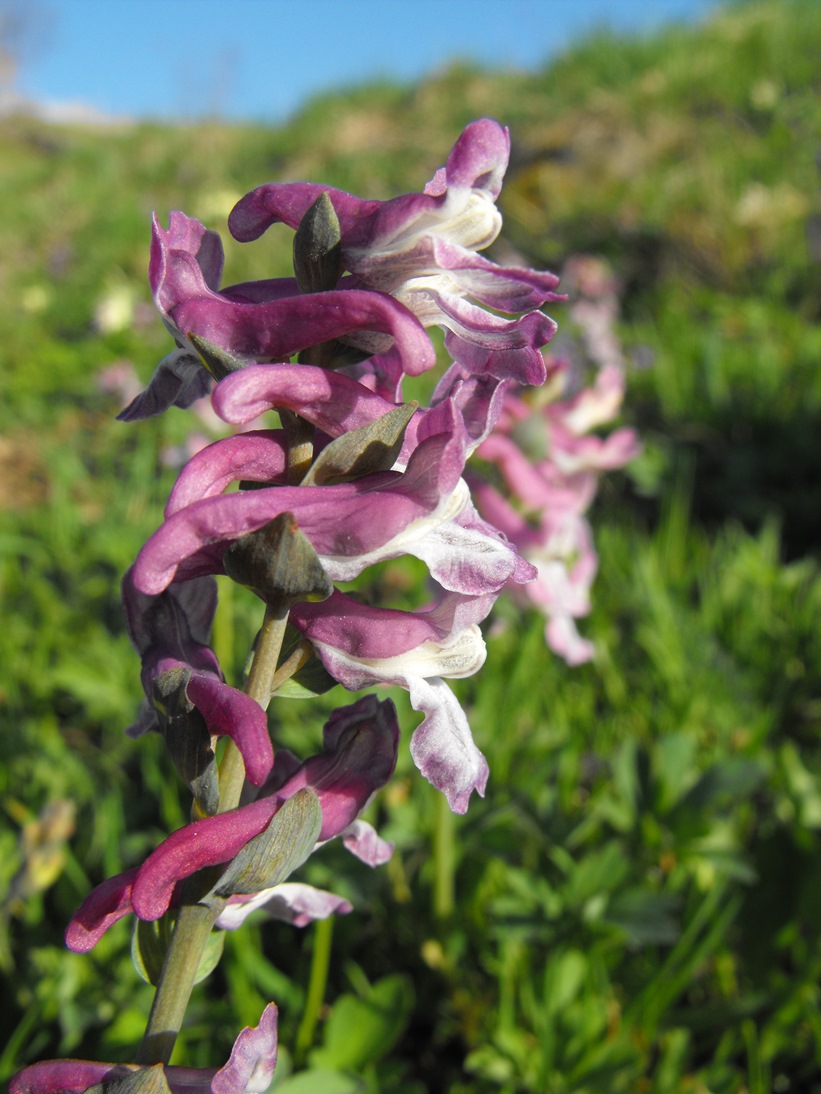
473 356 639 664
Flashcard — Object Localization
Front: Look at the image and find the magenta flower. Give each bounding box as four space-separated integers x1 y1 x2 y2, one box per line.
10 1004 278 1094
119 211 436 420
66 696 399 951
291 589 496 813
229 119 563 384
122 570 273 788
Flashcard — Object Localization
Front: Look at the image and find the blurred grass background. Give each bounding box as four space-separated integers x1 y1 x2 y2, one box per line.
2 0 821 1090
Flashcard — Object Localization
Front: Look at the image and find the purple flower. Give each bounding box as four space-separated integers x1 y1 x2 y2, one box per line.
119 212 436 420
122 570 273 787
131 399 471 595
10 1004 278 1094
135 374 534 600
229 119 563 384
292 589 495 813
66 697 399 951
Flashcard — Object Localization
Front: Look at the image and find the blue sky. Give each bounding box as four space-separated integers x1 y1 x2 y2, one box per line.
13 0 723 123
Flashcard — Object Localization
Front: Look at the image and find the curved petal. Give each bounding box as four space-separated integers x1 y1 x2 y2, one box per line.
166 431 289 516
212 363 398 434
65 868 139 954
407 675 490 814
10 1061 128 1094
133 425 467 595
118 348 214 421
183 671 272 786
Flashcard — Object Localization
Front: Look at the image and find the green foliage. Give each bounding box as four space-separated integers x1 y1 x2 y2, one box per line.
2 1 821 1090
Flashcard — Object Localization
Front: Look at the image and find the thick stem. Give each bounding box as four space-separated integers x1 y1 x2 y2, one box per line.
135 901 221 1066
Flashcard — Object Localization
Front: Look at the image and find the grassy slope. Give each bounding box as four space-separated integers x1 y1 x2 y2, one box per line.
1 1 821 1090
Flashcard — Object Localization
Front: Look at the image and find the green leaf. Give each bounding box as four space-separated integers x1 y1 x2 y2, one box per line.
188 332 246 380
606 888 681 947
293 192 343 295
223 513 333 606
210 788 322 898
274 622 337 699
310 974 413 1072
88 1064 171 1094
131 917 169 987
273 1069 363 1094
301 403 417 486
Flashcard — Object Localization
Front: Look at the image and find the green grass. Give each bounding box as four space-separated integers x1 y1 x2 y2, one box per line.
2 0 821 1089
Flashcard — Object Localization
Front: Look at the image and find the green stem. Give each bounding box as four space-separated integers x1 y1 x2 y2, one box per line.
294 916 334 1066
219 601 290 814
433 789 455 921
135 901 221 1066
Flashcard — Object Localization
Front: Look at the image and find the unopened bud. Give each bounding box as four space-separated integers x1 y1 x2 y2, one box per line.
293 192 343 294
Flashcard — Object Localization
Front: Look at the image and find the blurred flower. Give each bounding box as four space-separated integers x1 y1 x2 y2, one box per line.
473 364 639 663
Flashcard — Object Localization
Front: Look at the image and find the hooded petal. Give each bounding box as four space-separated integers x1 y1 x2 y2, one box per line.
210 1004 278 1094
65 868 139 954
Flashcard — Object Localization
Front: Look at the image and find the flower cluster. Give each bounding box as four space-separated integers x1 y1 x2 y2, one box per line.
13 118 567 1092
471 256 639 664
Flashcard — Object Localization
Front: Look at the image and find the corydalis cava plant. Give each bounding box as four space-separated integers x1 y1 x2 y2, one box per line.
13 118 607 1092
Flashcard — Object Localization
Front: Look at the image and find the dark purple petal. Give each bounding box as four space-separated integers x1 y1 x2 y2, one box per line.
65 868 139 953
183 671 272 786
229 181 379 241
118 349 214 421
10 1061 129 1094
122 570 219 667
